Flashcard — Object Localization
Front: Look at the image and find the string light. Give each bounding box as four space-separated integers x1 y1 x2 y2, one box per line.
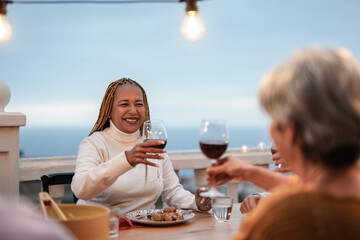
241 145 249 153
0 0 206 43
0 1 11 43
257 141 266 150
181 0 205 41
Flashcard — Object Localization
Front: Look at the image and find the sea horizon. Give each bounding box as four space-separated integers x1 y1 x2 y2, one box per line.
19 125 270 158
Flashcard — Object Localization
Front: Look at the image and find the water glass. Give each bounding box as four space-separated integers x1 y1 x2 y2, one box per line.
109 208 120 238
211 196 233 222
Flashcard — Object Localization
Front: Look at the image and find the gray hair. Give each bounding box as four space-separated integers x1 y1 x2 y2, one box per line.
259 47 360 169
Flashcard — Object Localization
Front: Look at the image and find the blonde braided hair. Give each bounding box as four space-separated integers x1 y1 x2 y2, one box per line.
89 78 150 136
89 78 151 183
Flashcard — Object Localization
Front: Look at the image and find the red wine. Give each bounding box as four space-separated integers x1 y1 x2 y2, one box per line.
199 141 228 159
144 139 167 149
271 148 278 155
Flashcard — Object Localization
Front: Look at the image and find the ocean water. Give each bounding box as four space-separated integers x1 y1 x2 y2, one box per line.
19 126 270 157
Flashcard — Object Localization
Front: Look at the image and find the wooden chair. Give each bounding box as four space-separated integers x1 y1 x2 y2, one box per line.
41 172 78 203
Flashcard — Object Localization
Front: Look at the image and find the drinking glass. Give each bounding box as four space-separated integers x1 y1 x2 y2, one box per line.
109 208 120 238
211 196 233 222
271 140 282 168
142 119 167 182
199 120 229 197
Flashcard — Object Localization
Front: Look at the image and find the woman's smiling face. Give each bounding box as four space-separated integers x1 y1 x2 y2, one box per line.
110 84 146 134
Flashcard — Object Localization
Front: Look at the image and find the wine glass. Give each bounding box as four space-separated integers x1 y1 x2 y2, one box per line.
199 120 229 197
142 119 167 182
271 140 282 168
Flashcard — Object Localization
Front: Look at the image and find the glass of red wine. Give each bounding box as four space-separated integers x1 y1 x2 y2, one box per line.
199 120 229 197
142 119 167 182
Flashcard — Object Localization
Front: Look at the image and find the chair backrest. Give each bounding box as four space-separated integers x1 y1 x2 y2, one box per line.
41 172 78 203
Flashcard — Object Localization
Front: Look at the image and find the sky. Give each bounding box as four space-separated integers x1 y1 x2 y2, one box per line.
1 0 360 129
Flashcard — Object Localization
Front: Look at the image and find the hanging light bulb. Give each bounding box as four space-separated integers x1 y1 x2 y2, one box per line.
0 2 11 44
181 0 205 42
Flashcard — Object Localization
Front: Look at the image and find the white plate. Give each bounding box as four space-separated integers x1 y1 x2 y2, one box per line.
125 209 195 226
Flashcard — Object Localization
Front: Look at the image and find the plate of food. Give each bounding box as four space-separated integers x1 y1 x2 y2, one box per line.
125 207 195 226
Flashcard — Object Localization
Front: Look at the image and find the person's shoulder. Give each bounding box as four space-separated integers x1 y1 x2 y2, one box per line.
79 131 107 148
238 189 360 240
239 186 307 228
272 191 360 238
285 191 360 213
83 130 106 140
236 187 301 239
270 188 360 207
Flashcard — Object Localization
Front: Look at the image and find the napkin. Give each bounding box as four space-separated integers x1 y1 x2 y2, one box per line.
119 217 143 230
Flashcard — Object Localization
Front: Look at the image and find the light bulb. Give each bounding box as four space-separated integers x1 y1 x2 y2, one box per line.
241 145 249 153
181 11 205 42
0 14 11 43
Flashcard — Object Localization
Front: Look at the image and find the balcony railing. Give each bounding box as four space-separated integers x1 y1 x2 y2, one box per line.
19 148 272 203
20 148 272 181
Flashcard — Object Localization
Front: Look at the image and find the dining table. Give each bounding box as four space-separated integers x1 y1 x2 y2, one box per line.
112 203 244 240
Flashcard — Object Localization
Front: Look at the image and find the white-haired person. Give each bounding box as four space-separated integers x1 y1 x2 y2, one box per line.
207 47 360 239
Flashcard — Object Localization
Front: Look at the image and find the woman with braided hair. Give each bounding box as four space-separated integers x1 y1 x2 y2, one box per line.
71 78 211 215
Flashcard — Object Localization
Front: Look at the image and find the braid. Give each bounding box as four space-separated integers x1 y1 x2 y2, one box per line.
89 78 150 136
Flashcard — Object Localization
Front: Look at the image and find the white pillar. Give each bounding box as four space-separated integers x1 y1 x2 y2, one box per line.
227 181 239 203
194 168 208 188
0 80 26 198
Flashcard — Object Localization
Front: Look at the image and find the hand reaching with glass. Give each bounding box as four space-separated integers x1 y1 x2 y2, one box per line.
206 156 253 186
199 120 229 197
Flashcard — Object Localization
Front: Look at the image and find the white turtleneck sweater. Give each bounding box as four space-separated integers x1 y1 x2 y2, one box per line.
71 121 197 215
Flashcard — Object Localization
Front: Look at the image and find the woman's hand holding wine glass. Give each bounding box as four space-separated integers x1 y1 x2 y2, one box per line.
124 140 166 167
142 119 168 182
199 120 229 197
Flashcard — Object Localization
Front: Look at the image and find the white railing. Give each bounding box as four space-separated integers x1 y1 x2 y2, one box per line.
19 148 272 203
19 148 272 181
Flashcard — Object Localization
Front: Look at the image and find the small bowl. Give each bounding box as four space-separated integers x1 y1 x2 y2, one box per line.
58 204 110 240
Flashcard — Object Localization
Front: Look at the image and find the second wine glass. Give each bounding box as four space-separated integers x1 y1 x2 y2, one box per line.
271 140 282 169
142 119 167 182
199 120 229 197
